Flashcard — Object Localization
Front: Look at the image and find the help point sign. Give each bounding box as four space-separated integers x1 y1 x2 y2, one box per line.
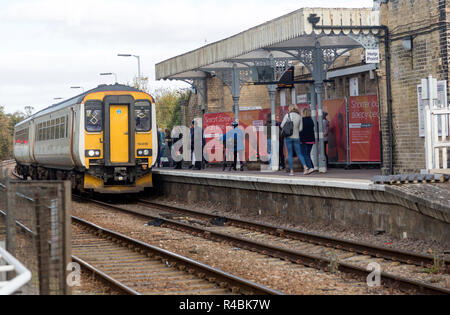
365 49 380 64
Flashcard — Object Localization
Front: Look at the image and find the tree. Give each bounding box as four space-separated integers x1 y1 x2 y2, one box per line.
126 78 189 131
24 106 34 118
154 88 189 130
7 111 26 136
0 106 13 160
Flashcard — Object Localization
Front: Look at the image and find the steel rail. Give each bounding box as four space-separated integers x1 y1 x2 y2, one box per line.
72 255 141 295
76 196 450 295
137 200 450 271
72 216 283 296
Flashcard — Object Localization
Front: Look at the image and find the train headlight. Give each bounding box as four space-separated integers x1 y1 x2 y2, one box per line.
137 149 152 157
86 150 101 157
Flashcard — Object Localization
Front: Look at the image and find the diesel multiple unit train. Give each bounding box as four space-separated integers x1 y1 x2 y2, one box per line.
13 84 158 193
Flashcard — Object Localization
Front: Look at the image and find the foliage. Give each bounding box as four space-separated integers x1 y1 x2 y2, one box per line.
130 76 189 131
153 88 189 131
0 106 29 161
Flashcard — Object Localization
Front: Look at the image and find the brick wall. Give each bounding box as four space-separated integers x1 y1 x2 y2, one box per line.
378 0 449 174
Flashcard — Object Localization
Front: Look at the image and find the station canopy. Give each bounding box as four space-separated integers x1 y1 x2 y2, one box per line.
155 8 381 82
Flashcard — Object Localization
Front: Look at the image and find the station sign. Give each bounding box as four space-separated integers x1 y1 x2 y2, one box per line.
365 49 380 64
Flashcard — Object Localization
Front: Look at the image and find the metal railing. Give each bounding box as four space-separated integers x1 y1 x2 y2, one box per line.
0 246 32 295
425 107 450 174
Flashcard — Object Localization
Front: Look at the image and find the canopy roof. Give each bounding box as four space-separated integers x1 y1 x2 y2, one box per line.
156 7 380 80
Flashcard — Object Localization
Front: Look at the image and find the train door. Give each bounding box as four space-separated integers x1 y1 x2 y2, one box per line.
109 105 129 164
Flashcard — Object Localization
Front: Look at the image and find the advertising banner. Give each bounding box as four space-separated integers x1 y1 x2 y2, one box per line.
323 99 347 163
203 105 306 163
348 95 381 162
203 97 380 164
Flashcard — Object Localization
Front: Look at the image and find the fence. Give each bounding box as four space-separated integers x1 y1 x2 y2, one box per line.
0 162 72 295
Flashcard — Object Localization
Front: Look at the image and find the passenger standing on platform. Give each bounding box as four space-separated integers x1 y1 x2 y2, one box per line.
277 114 286 170
164 128 173 168
299 107 316 175
323 112 329 167
173 132 183 170
156 128 165 168
220 121 245 171
264 113 274 165
281 106 302 176
190 120 202 170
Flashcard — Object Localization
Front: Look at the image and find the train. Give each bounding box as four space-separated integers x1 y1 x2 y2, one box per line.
13 84 158 194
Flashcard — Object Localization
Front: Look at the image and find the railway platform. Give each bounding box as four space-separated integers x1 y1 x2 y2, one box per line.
152 167 450 243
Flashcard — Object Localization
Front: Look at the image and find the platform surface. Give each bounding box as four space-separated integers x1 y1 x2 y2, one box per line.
153 167 383 191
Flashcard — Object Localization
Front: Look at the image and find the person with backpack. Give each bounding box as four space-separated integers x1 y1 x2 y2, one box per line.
280 106 302 176
299 107 317 175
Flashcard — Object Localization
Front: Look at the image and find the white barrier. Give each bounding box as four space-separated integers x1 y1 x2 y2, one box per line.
425 107 450 174
0 246 31 295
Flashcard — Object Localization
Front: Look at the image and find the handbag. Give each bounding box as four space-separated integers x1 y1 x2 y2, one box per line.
281 114 294 138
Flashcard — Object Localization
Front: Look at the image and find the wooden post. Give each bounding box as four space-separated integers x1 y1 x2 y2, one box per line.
5 181 16 257
35 193 50 295
61 181 72 295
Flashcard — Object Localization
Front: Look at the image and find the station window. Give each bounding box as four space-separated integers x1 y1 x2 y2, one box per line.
135 101 151 132
85 101 103 132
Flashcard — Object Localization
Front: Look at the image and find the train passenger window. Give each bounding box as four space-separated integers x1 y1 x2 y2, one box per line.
85 101 103 132
60 117 66 138
66 115 69 137
46 125 50 140
135 101 151 132
55 125 60 139
15 128 29 144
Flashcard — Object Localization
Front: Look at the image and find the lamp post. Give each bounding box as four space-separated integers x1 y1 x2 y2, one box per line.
100 72 118 83
118 53 141 80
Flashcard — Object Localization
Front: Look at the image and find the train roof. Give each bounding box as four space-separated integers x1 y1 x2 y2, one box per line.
15 84 151 128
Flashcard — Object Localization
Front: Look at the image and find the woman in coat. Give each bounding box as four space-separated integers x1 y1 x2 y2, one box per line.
299 107 317 175
280 106 302 176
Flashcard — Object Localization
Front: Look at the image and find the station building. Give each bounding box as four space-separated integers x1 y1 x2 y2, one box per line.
159 0 450 175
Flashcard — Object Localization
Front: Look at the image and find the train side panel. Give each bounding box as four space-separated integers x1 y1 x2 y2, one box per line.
33 107 76 169
13 122 33 165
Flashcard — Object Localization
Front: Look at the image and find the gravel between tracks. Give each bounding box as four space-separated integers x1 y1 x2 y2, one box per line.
149 196 450 261
73 200 405 295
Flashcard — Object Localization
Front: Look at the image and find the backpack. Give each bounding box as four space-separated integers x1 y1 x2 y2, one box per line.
281 114 294 138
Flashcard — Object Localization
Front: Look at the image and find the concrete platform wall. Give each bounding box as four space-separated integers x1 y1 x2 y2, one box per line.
153 172 450 243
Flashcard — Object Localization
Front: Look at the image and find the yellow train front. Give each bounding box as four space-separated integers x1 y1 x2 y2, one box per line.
14 84 158 194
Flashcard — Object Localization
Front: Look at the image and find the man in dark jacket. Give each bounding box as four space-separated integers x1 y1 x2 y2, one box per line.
190 120 203 170
220 121 245 171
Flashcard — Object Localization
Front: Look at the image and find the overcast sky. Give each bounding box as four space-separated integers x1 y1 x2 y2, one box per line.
0 0 374 114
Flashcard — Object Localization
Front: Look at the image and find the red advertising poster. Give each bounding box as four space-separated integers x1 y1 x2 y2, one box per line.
348 95 381 162
204 106 299 163
323 99 347 163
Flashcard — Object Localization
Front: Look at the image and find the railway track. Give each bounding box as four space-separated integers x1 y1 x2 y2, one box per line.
137 199 450 271
72 216 283 295
75 195 450 295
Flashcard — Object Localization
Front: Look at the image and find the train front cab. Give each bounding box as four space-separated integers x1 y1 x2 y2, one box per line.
82 92 157 193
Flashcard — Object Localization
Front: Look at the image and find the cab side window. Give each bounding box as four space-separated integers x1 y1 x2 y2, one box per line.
135 101 151 132
85 101 103 132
